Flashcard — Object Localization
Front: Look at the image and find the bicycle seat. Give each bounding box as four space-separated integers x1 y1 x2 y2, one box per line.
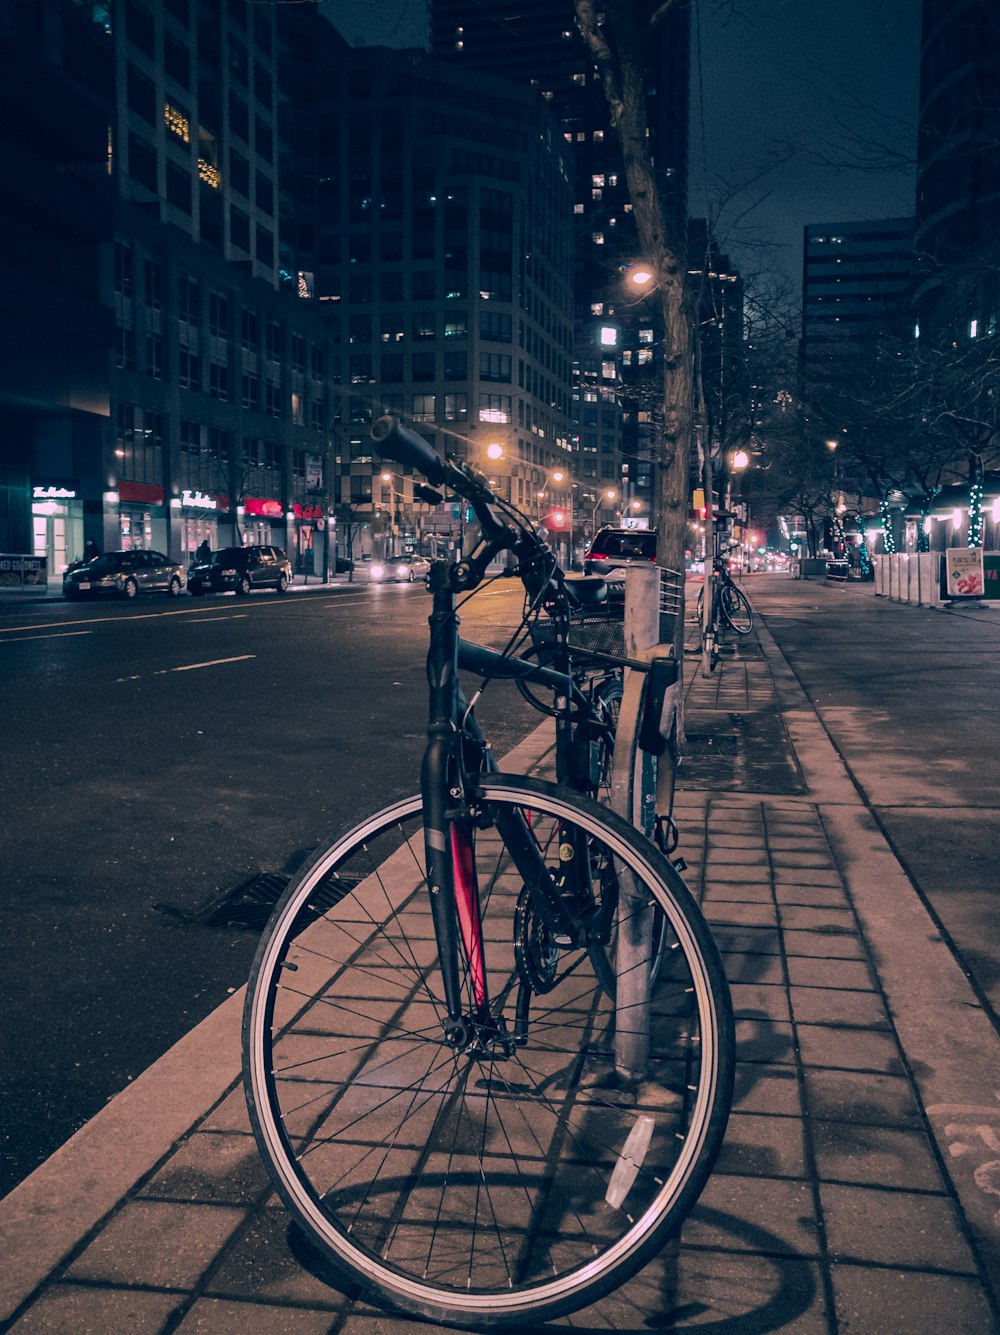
563 574 608 607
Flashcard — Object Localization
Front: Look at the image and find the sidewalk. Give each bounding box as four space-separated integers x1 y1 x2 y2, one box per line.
2 583 999 1334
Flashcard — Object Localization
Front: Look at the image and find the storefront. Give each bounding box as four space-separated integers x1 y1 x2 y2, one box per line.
291 502 326 576
172 488 228 563
242 496 283 547
115 481 165 552
31 480 83 578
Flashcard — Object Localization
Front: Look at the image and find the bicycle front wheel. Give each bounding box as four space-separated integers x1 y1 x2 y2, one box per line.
243 774 733 1329
720 583 752 634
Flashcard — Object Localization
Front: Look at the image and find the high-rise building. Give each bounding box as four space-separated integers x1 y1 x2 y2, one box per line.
1 0 341 583
915 0 1000 340
314 43 575 557
801 218 916 373
430 0 692 538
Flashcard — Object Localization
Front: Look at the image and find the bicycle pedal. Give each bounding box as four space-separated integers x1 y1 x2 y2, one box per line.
672 856 687 873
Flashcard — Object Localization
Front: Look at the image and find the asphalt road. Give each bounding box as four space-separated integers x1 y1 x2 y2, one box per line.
0 580 539 1196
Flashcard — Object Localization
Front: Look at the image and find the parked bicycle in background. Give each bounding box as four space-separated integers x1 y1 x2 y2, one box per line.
697 552 753 675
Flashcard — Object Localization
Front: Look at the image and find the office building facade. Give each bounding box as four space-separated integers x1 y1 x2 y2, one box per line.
314 43 575 555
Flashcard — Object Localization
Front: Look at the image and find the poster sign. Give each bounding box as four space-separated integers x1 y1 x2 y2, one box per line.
943 548 985 599
305 454 324 491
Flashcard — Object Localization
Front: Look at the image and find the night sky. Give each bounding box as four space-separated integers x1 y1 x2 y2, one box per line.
320 0 921 302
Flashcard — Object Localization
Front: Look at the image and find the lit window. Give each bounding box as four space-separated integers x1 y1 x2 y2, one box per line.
601 360 616 380
593 130 604 142
592 188 602 200
599 326 617 346
198 158 220 188
638 348 653 364
970 319 978 338
592 232 604 245
164 103 190 142
638 329 653 344
574 203 585 214
572 72 585 85
591 174 605 187
590 302 604 316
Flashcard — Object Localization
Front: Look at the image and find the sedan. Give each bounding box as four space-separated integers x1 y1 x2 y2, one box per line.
63 550 186 600
368 553 431 584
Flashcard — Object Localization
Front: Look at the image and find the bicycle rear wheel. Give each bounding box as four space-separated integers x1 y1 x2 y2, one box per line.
720 583 752 634
243 773 733 1328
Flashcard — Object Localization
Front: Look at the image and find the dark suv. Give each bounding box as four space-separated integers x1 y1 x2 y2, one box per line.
583 526 658 577
188 544 292 596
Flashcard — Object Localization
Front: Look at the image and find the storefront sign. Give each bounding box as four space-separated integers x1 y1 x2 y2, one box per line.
182 489 218 510
943 548 985 599
33 485 78 501
245 497 283 518
293 503 324 520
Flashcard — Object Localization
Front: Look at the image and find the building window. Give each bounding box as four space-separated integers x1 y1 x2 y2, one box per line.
242 370 259 410
480 311 510 342
444 392 467 421
445 351 468 380
380 353 403 382
479 394 511 424
412 352 435 382
178 344 201 390
127 133 158 191
413 311 436 340
479 352 510 382
412 393 435 422
209 361 230 400
208 290 229 338
115 326 136 371
165 101 191 143
146 333 164 380
445 313 469 339
166 161 192 214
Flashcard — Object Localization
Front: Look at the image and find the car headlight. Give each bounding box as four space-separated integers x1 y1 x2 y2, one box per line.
395 565 408 577
370 564 386 578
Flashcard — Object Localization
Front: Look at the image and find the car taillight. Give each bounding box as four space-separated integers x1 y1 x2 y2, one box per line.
589 551 607 560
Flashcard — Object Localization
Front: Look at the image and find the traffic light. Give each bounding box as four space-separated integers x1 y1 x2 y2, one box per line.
548 509 567 530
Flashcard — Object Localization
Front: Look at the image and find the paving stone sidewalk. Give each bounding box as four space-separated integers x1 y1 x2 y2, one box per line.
2 597 999 1334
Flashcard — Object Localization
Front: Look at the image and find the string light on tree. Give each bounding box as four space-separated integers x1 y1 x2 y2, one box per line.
968 480 984 548
879 499 896 554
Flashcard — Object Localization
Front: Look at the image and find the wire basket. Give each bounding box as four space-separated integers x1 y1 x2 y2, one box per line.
528 605 627 665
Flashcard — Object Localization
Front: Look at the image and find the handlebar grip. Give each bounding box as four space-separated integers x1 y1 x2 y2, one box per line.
371 415 446 486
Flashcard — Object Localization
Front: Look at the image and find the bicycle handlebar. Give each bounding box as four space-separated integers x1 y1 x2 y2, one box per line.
371 414 447 486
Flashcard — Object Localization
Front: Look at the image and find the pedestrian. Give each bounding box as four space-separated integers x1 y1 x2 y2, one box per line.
196 538 212 563
82 538 100 562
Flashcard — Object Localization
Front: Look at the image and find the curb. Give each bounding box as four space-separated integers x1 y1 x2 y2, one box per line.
0 721 558 1325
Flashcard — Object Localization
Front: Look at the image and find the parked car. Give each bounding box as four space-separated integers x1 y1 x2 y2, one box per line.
368 553 431 584
583 526 658 577
188 545 292 596
63 550 186 600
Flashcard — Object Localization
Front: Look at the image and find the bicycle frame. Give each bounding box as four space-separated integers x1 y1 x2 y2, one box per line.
423 558 605 1051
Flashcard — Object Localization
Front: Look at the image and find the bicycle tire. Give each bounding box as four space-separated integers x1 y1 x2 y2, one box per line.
512 642 621 724
720 583 752 634
243 773 734 1329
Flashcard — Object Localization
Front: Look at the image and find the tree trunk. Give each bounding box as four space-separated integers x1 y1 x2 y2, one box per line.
574 0 695 655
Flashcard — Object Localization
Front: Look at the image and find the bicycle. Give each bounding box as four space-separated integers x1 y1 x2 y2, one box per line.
243 415 735 1328
696 555 753 674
